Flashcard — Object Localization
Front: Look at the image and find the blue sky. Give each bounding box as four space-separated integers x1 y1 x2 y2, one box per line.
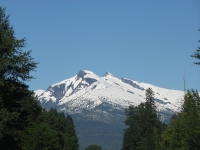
1 1 200 91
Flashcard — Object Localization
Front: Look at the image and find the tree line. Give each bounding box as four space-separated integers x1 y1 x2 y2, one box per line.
121 29 200 149
121 88 200 149
1 6 200 150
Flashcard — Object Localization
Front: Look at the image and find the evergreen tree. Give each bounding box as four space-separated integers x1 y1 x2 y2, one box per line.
22 122 60 150
122 88 165 150
191 29 200 65
65 114 79 150
161 90 200 149
85 145 102 150
0 7 40 149
122 103 146 150
145 87 155 107
34 108 67 149
0 7 80 150
35 110 79 150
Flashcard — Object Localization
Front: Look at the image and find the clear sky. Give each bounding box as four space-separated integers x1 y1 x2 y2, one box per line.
1 1 200 91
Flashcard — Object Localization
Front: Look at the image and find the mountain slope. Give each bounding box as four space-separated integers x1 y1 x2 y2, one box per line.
34 89 45 97
37 70 183 116
35 70 184 150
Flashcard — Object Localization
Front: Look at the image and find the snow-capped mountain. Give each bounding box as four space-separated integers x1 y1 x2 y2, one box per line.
36 70 183 118
35 70 184 150
34 89 45 97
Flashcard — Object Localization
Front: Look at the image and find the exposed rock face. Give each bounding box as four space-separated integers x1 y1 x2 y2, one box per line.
35 70 184 150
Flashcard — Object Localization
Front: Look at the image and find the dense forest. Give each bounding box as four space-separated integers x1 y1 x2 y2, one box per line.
0 6 200 150
0 7 79 150
121 88 200 149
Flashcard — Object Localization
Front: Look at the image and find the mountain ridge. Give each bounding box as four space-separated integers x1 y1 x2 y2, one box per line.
35 70 184 150
36 70 183 115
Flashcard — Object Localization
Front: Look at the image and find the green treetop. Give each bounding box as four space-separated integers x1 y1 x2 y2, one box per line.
121 88 166 150
161 90 200 149
85 145 102 150
191 29 200 65
0 7 40 149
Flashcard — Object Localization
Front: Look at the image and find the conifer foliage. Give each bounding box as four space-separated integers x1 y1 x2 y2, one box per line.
0 7 40 149
85 145 102 150
121 88 166 150
22 109 79 150
0 7 79 150
161 90 200 149
191 29 200 65
65 115 79 150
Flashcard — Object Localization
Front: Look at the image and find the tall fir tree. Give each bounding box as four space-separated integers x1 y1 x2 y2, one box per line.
0 7 80 150
0 7 41 149
122 88 165 150
65 114 79 150
22 108 69 150
161 90 200 149
21 122 61 150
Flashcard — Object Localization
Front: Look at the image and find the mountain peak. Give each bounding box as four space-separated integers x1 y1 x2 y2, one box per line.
103 71 113 77
35 70 184 150
77 70 93 78
78 70 93 74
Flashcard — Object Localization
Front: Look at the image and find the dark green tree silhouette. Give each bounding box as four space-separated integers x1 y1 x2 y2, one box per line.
0 7 40 149
34 108 67 149
0 7 80 150
22 109 79 150
161 90 200 149
122 88 166 150
191 29 200 64
22 122 60 150
85 145 102 150
65 114 79 150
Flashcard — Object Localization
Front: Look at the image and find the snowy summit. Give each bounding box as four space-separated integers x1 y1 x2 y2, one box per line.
35 70 184 122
